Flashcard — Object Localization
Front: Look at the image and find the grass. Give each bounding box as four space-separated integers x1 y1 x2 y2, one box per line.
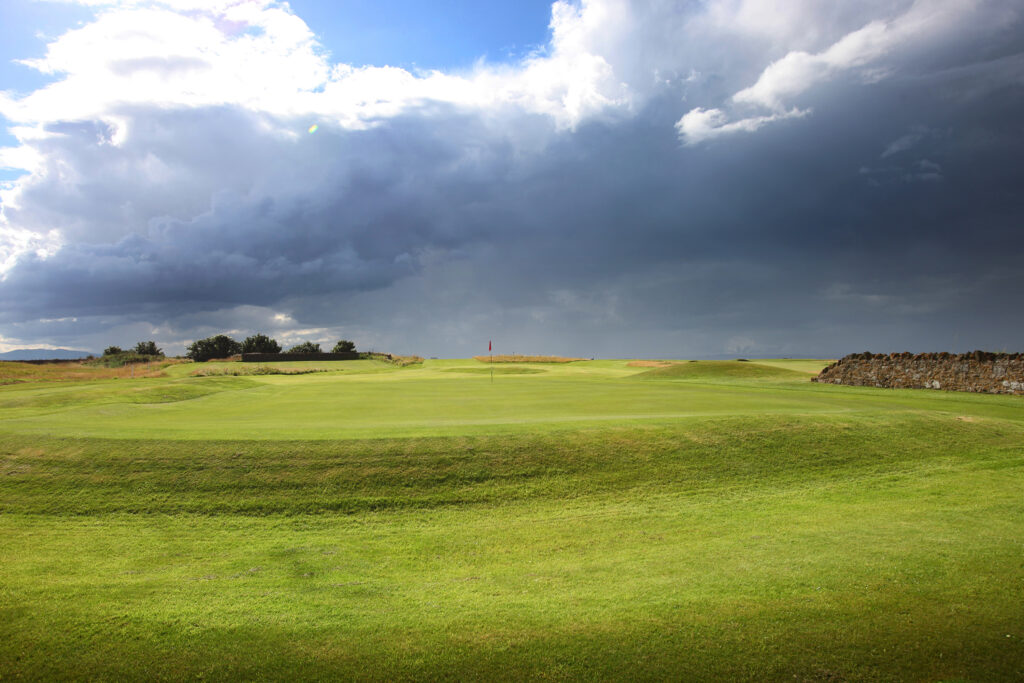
191 366 328 377
83 352 164 368
0 358 179 384
631 359 810 381
473 354 587 363
441 366 547 375
361 352 426 367
1 357 1023 680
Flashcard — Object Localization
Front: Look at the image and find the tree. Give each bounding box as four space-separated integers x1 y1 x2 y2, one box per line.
241 333 281 354
332 339 356 353
134 340 163 356
186 334 242 362
286 341 321 354
103 346 123 356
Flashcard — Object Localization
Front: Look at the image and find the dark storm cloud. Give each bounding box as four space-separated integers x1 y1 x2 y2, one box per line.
0 104 529 322
1 1 1022 356
330 60 1024 357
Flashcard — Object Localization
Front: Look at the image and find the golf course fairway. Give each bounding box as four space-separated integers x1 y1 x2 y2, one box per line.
1 357 1022 680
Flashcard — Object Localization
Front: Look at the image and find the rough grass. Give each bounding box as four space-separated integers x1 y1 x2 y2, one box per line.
191 366 328 377
0 358 180 384
362 352 425 367
83 352 165 368
1 357 1022 680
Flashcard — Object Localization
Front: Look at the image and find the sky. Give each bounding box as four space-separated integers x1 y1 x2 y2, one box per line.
0 0 1021 358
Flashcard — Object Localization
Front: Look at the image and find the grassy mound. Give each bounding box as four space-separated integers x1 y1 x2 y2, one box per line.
1 413 1018 515
632 359 810 381
0 359 176 384
0 376 258 414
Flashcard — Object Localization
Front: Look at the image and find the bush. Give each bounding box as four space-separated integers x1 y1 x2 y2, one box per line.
241 333 281 354
103 346 123 356
286 341 321 354
186 335 242 362
134 341 163 356
85 352 154 368
332 339 356 353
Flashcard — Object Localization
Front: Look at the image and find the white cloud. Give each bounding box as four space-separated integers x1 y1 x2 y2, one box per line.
732 20 894 112
675 106 806 145
0 226 62 278
0 0 648 277
4 0 635 131
4 4 328 123
678 0 1014 144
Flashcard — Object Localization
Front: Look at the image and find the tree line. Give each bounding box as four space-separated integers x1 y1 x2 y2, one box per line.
97 336 358 363
185 334 356 362
103 341 163 357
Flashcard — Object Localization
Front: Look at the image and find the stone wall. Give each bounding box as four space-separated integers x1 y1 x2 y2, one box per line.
241 352 361 362
812 351 1024 395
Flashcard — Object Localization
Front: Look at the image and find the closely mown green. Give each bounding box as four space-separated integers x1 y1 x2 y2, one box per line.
1 358 1022 680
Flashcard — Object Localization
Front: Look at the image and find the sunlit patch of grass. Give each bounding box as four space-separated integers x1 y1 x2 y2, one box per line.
632 359 809 381
0 358 1022 678
441 366 546 375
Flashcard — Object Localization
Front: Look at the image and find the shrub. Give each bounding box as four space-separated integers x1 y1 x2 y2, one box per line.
186 335 242 362
134 341 163 356
103 346 123 356
86 352 153 368
241 333 281 354
287 341 321 354
190 366 326 377
332 339 356 353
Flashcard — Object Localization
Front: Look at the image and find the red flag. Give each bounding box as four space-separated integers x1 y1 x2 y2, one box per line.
489 340 492 351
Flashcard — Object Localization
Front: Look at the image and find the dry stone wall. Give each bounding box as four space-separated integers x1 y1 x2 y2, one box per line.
813 351 1024 395
241 352 360 362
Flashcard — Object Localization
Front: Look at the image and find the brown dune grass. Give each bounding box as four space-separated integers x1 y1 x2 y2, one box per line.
473 355 586 364
626 360 677 368
388 354 425 367
362 352 424 367
191 366 326 377
0 359 184 384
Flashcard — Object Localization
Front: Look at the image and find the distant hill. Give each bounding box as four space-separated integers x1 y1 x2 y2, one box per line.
0 348 95 361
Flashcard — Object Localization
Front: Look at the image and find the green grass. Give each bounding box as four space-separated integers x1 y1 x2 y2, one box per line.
441 366 547 374
1 358 1023 680
632 359 810 381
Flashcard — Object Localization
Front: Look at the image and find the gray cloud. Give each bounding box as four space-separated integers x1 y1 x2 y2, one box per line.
1 1 1022 357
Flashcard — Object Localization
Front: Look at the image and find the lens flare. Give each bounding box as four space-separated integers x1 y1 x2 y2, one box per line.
308 124 318 134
